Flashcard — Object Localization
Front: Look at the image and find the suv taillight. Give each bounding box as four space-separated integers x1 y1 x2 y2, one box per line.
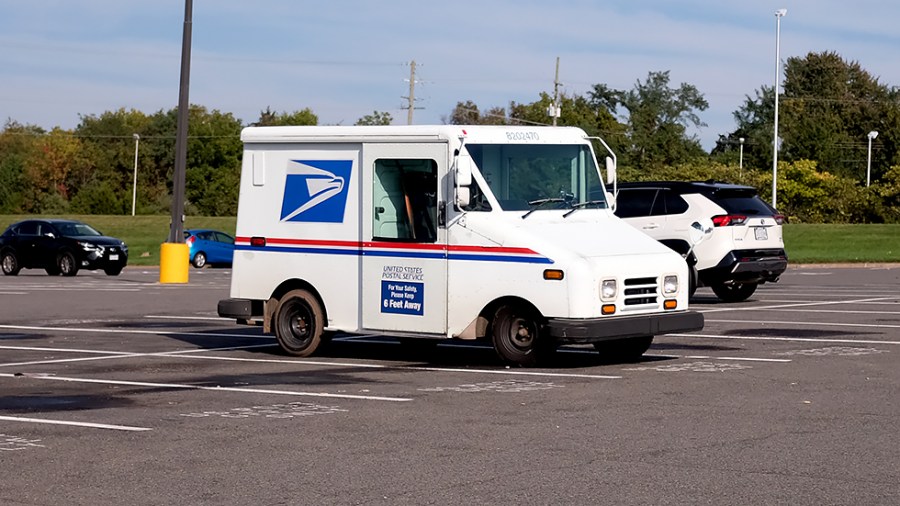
773 214 785 225
711 214 747 227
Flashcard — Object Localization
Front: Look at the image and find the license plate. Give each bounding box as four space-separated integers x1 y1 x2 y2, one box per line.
109 254 119 260
753 227 768 241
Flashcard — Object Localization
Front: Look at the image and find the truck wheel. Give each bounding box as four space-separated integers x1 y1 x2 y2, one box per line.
491 304 552 367
58 252 79 276
1 251 21 275
273 289 324 357
711 282 757 303
592 336 653 362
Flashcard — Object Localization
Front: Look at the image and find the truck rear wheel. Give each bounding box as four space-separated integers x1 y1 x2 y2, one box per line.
273 289 324 357
491 304 553 367
592 336 653 362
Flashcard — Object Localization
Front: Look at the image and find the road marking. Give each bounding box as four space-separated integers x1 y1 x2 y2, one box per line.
0 344 278 368
161 353 623 379
768 308 900 315
706 318 900 329
670 333 900 346
145 315 232 321
698 297 895 314
0 372 412 402
0 415 152 432
0 324 270 340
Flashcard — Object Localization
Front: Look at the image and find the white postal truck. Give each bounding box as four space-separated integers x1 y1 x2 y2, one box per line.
218 125 704 366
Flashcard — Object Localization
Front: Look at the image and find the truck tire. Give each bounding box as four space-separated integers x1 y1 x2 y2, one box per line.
490 303 553 367
711 282 757 303
273 289 324 357
58 251 79 276
592 335 653 362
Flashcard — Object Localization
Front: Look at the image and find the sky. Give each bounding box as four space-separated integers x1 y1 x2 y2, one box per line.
1 1 898 150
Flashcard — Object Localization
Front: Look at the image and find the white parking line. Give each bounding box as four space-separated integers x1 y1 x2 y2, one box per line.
706 318 900 329
0 415 152 432
645 354 791 363
768 308 900 315
0 324 270 340
671 333 900 346
0 372 412 402
0 344 278 368
699 297 895 313
145 315 232 321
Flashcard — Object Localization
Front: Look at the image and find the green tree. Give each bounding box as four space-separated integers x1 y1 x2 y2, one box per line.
712 86 774 171
590 71 708 168
253 107 318 126
355 110 393 126
0 120 43 213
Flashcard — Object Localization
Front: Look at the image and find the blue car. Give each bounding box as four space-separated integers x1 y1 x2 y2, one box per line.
184 229 235 268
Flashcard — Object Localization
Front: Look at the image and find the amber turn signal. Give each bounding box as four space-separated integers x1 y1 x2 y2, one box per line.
543 269 564 280
663 299 677 310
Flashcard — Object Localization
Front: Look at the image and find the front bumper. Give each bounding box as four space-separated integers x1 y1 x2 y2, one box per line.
544 310 704 344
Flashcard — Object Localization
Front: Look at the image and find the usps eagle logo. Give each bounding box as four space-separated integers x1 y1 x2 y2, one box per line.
280 160 353 222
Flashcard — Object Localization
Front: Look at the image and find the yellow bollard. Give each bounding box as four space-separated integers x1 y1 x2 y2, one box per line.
159 242 190 284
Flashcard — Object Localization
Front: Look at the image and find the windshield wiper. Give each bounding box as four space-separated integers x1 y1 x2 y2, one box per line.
521 198 568 219
562 200 607 217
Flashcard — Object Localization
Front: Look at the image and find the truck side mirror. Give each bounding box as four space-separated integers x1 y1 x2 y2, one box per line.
456 155 473 187
456 187 471 208
455 154 474 208
605 156 616 185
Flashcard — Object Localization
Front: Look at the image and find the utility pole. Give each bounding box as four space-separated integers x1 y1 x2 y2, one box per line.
402 60 423 125
549 57 561 126
160 0 193 283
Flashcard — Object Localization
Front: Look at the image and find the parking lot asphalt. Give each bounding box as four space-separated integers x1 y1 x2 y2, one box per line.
1 266 899 505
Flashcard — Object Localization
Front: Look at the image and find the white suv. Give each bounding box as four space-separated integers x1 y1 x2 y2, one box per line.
611 181 788 302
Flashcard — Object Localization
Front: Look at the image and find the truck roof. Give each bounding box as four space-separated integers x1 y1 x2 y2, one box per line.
240 125 590 144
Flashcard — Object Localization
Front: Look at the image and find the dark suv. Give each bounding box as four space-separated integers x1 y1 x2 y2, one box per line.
612 181 788 302
0 219 128 276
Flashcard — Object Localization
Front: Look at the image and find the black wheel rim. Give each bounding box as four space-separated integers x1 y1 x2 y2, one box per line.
280 300 315 350
506 316 536 351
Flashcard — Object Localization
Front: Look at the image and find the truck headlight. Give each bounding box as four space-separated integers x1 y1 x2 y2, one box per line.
663 275 678 295
600 279 617 301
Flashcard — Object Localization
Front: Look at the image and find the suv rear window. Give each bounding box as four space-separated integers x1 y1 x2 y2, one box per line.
708 189 775 216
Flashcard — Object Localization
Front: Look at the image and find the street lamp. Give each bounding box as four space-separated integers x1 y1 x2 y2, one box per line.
866 130 878 187
771 8 787 209
739 137 745 181
132 133 140 216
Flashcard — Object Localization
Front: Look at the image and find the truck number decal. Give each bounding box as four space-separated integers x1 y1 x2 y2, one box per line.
506 131 540 141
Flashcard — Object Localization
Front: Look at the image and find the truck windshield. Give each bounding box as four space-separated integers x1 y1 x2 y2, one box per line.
465 143 606 212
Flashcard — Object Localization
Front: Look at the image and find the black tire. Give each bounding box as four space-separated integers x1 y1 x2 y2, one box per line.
592 336 653 362
192 252 207 269
104 266 123 276
58 252 79 277
688 266 698 300
490 303 553 367
1 250 21 276
273 289 324 357
711 282 757 303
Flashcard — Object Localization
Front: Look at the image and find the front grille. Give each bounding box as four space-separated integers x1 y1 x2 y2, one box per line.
623 277 658 306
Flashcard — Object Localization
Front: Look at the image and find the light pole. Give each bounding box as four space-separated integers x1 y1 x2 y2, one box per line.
739 137 745 181
132 133 140 216
866 130 878 187
772 8 787 209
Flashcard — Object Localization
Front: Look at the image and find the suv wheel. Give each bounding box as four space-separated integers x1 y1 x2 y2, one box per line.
711 282 757 303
